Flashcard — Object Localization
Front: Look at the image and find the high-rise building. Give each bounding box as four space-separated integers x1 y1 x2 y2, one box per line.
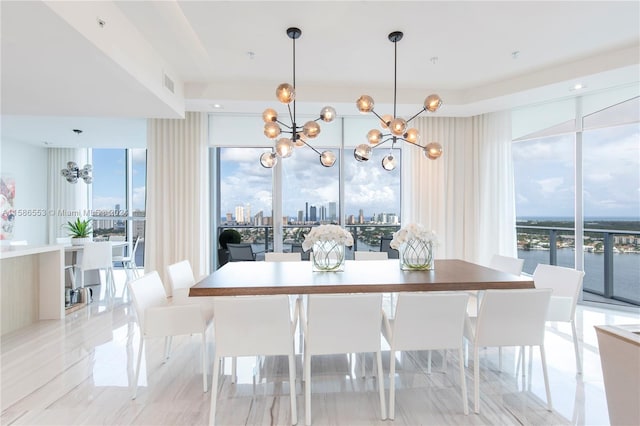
297 210 304 223
310 205 317 222
320 206 327 222
235 205 244 224
254 210 264 226
305 202 309 223
346 214 355 225
245 204 251 223
358 209 364 224
225 213 233 223
329 202 337 222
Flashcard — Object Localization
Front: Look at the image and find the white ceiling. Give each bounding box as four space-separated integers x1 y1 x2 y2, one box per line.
1 0 639 147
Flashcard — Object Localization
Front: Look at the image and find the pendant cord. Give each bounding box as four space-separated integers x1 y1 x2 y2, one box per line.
393 38 397 119
292 35 297 132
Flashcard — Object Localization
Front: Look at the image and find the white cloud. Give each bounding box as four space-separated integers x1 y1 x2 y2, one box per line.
536 177 564 195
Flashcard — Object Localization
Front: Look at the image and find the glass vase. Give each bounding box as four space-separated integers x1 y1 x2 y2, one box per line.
399 239 434 270
312 240 346 272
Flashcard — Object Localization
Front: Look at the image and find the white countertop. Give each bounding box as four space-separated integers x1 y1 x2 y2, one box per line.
0 244 64 260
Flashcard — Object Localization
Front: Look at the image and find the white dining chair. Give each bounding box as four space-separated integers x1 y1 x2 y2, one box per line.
127 271 213 399
300 293 386 425
210 295 298 426
532 263 585 373
383 292 469 418
265 252 302 262
75 241 115 299
109 235 126 264
464 288 553 414
466 254 525 368
354 251 388 261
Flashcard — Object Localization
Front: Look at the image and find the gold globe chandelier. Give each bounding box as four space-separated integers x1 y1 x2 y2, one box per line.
355 31 443 171
260 27 337 168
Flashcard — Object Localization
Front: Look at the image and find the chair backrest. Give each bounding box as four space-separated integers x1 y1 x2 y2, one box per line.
533 264 585 320
213 295 293 356
489 254 524 276
306 293 382 355
109 235 126 258
127 271 169 330
81 241 113 270
290 242 310 260
265 252 302 262
167 260 196 293
475 288 552 347
380 235 399 259
391 292 468 350
131 237 143 257
227 243 255 261
354 251 388 261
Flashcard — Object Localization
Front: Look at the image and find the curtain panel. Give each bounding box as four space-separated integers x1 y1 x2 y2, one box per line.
146 112 210 293
47 148 90 243
403 111 515 265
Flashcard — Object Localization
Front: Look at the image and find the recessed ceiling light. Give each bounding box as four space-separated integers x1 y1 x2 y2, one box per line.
570 83 586 91
211 104 223 109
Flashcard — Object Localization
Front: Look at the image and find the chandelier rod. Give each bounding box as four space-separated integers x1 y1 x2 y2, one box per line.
291 28 297 132
393 35 397 119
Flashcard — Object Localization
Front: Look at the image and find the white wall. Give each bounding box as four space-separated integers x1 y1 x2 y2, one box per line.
0 140 48 244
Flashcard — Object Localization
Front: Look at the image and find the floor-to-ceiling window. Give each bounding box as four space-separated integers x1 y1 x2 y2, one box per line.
211 116 403 265
512 89 639 306
91 148 146 265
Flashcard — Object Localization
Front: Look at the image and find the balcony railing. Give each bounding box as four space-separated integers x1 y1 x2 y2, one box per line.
217 224 639 306
517 225 640 306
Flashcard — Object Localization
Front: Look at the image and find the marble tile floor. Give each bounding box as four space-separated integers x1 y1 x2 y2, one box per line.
1 269 638 425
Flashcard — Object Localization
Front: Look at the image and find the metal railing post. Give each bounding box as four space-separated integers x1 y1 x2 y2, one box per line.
549 229 557 265
603 232 614 298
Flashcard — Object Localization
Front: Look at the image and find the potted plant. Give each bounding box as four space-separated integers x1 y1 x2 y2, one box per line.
64 218 93 245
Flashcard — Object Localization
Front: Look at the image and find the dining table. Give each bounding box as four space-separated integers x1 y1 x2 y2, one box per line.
189 258 534 297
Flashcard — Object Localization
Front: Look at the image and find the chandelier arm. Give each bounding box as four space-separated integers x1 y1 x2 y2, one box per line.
369 109 388 126
299 139 323 156
405 107 427 124
373 137 395 149
276 119 293 130
286 104 295 127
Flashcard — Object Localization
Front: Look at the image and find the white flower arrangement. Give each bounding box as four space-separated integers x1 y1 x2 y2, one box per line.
302 224 354 251
390 223 438 249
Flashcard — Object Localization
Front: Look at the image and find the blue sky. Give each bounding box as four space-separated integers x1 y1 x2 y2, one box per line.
513 122 639 219
91 149 146 212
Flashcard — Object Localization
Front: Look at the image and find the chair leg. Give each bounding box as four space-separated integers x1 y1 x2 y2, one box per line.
389 349 396 420
571 320 582 374
305 352 312 426
202 333 208 393
132 334 144 399
474 344 480 413
231 356 237 383
288 351 297 425
376 350 386 420
540 345 553 411
210 354 220 426
458 348 469 415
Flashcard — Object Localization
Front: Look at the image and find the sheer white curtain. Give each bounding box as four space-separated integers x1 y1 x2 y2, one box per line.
403 111 515 264
47 148 90 243
146 112 210 294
